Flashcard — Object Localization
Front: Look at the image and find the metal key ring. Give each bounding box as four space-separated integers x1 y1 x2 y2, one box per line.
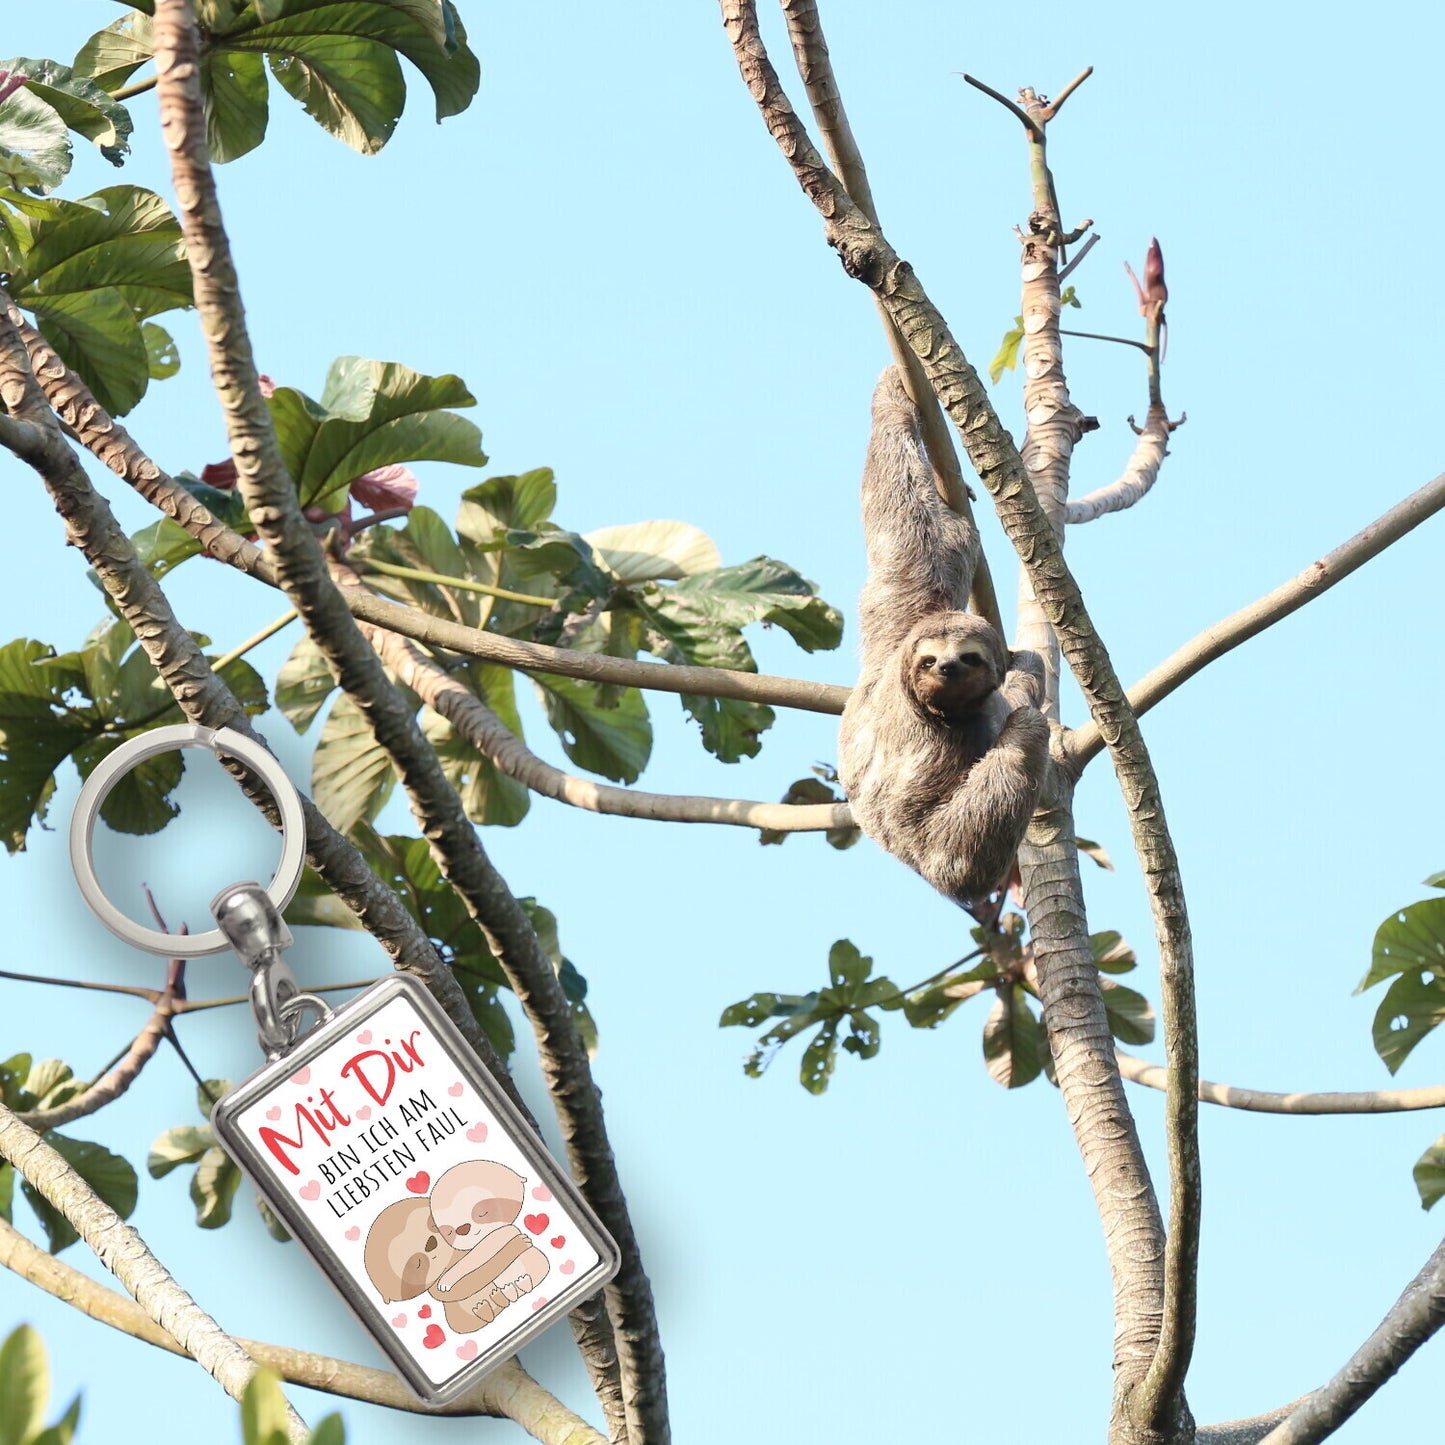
69 724 306 959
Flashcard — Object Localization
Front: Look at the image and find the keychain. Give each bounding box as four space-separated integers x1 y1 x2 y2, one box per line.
69 723 620 1406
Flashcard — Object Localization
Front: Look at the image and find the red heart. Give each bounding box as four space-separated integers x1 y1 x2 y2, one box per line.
299 1181 320 1202
405 1172 430 1195
422 1324 445 1349
265 1106 281 1121
560 1260 576 1276
550 1235 565 1249
523 1212 549 1235
345 1225 360 1241
417 1305 431 1319
291 1067 310 1086
356 1030 372 1045
448 1082 464 1097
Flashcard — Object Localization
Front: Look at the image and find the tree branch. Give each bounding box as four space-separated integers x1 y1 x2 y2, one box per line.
152 9 652 1436
1068 471 1445 766
358 610 850 832
780 0 1004 635
720 8 1198 1432
0 1110 308 1440
12 304 847 720
1257 1237 1445 1445
0 1218 606 1443
14 964 183 1131
1118 1052 1445 1114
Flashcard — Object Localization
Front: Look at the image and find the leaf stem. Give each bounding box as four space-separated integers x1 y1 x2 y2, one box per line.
359 557 557 609
209 608 298 675
112 74 158 103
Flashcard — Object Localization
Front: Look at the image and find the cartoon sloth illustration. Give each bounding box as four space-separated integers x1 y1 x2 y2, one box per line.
362 1196 460 1303
428 1160 550 1331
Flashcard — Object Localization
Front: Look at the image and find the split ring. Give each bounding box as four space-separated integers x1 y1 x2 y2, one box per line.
69 724 306 958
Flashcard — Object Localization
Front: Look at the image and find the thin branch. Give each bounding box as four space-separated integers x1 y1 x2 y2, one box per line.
345 506 411 536
0 1109 308 1440
14 967 183 1131
1257 1236 1445 1445
1042 65 1095 121
174 979 379 1013
1058 328 1155 354
12 303 847 720
0 969 159 1001
1195 1404 1306 1445
0 1219 606 1444
1068 471 1445 766
1056 231 1101 282
359 556 560 609
152 10 646 1436
720 9 1198 1430
209 608 298 675
1118 1052 1445 1114
111 74 157 102
359 611 850 832
960 73 1040 137
781 0 1003 634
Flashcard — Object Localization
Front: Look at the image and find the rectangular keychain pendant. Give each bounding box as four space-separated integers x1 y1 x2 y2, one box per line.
211 972 620 1405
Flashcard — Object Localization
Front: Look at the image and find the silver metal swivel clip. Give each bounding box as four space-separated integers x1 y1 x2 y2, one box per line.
212 882 334 1061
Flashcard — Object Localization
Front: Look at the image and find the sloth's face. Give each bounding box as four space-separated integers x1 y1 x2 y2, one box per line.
909 634 999 718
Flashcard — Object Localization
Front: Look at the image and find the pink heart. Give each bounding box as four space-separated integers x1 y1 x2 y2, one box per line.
531 1186 552 1202
299 1181 320 1201
356 1030 372 1045
523 1213 549 1236
405 1172 430 1195
417 1304 431 1319
265 1106 281 1121
530 1296 548 1313
392 1313 407 1328
550 1235 565 1249
560 1260 576 1276
448 1082 464 1097
291 1067 310 1086
422 1324 445 1349
356 1106 372 1120
345 1225 360 1241
456 1340 478 1361
466 1123 488 1144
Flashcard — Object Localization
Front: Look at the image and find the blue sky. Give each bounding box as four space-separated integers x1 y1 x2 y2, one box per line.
3 3 1444 1442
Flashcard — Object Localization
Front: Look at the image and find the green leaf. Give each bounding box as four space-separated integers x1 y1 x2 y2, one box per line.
842 1010 881 1060
645 558 843 655
0 639 94 854
1076 836 1114 871
267 38 405 156
583 520 721 585
1359 897 1445 993
1101 979 1155 1046
720 992 786 1028
0 86 71 194
0 1163 13 1224
1424 871 1445 891
22 1135 138 1254
1372 969 1445 1075
142 320 179 379
6 185 191 415
799 1021 839 1095
311 693 395 833
74 14 156 95
30 1392 82 1445
757 775 859 849
126 517 201 581
0 1323 47 1445
306 1414 346 1445
4 58 133 165
202 48 271 162
275 634 336 734
0 1054 34 1109
532 673 651 785
982 985 1043 1089
901 959 998 1029
1090 930 1137 975
456 469 556 545
1414 1135 1445 1210
23 1059 73 1103
989 318 1025 385
270 357 485 511
1060 284 1082 309
147 1124 216 1180
175 471 251 531
241 1368 292 1445
191 1145 242 1228
827 939 871 996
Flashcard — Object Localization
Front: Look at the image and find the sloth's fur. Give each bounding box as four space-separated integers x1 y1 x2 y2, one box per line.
839 369 1049 905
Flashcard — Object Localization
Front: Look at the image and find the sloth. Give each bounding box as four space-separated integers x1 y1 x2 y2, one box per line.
363 1196 459 1305
428 1160 549 1332
838 368 1049 906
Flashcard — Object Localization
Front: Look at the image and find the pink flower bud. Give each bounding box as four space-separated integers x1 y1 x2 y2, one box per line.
200 458 238 489
349 462 419 513
0 73 28 108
